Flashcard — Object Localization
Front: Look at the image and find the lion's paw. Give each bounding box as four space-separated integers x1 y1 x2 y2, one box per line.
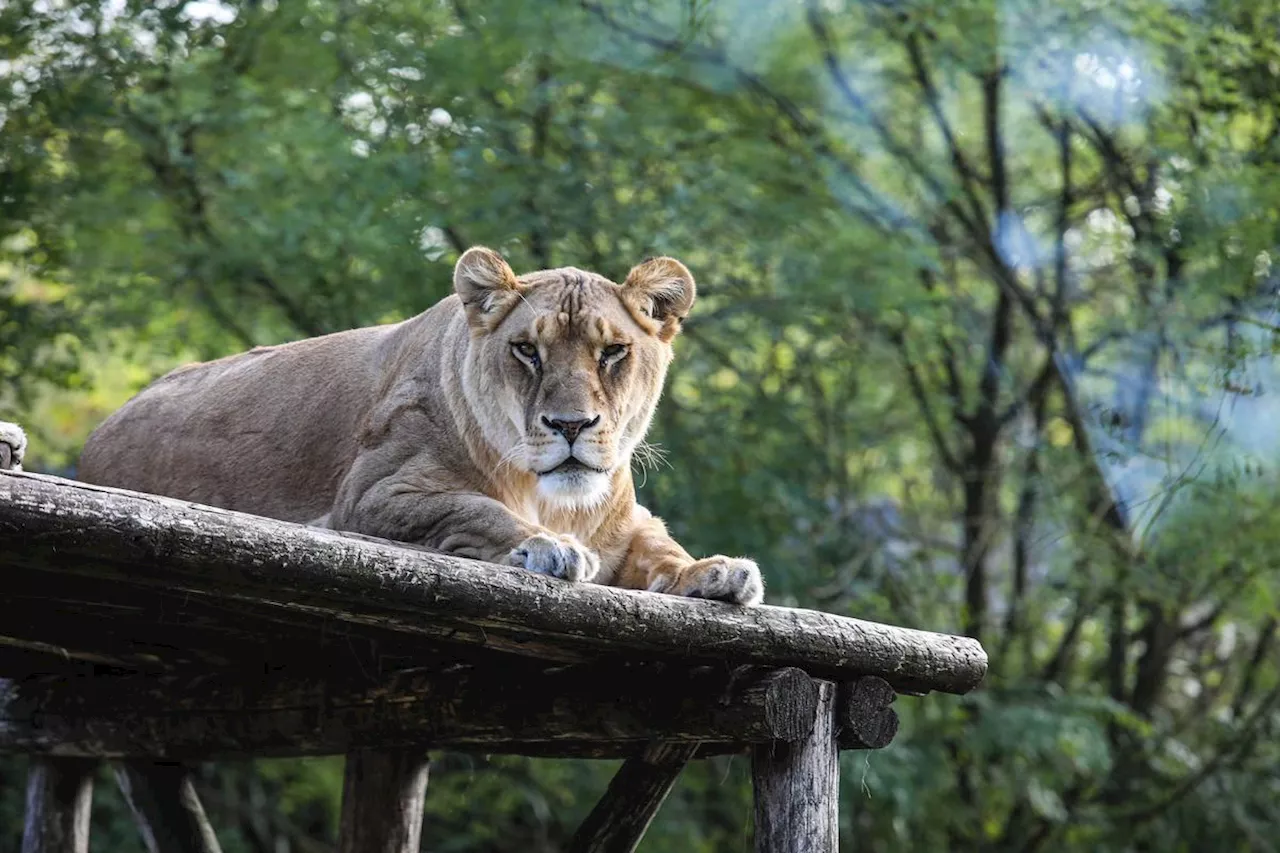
672 556 764 606
0 422 27 472
509 532 601 583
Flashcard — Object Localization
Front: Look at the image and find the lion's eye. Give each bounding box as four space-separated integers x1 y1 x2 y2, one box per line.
512 342 541 367
600 344 628 368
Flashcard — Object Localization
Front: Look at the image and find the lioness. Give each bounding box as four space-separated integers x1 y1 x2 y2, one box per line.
79 248 763 605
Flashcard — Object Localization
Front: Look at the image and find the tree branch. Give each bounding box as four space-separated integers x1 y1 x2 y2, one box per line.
887 328 963 473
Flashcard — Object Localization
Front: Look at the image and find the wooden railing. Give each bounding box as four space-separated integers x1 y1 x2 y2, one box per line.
0 470 987 853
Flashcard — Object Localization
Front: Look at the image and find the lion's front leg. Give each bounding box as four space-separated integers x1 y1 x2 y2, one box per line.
0 421 27 472
616 512 764 606
330 471 600 583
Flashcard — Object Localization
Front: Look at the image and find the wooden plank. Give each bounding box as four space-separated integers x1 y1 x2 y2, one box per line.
338 748 430 853
112 762 222 853
0 665 819 759
569 741 699 853
752 680 839 852
0 471 988 695
21 758 94 853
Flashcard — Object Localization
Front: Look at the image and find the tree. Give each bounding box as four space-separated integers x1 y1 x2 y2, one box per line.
2 0 1279 849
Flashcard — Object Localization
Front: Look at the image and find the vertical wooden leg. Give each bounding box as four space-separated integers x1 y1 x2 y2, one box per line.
569 741 699 853
338 748 431 853
113 761 222 853
751 680 838 852
21 757 95 853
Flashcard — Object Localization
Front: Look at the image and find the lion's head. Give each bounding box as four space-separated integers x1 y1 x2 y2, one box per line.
453 246 695 510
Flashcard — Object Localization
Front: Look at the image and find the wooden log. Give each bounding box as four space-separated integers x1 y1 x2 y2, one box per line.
836 676 899 750
112 762 222 853
0 471 988 695
0 665 820 760
569 741 699 853
338 748 430 853
21 758 95 853
752 680 838 852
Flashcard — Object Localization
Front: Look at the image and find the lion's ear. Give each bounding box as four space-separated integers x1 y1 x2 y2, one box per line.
454 246 522 330
622 256 696 342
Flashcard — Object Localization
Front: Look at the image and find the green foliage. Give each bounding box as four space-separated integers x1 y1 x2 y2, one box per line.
4 0 1280 849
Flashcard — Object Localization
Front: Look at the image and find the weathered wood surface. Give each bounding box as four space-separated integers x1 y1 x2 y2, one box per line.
0 665 820 759
0 471 988 694
752 680 839 853
0 567 503 678
836 676 900 750
113 762 223 853
21 758 94 853
0 569 497 678
569 741 699 853
338 749 430 853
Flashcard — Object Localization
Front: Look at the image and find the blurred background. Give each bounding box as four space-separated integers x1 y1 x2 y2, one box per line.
3 0 1280 849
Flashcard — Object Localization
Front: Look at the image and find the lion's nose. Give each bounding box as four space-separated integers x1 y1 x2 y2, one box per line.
542 415 600 445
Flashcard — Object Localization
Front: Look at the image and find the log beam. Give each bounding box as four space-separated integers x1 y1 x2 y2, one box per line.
836 676 899 750
0 665 821 760
21 758 94 853
752 681 839 853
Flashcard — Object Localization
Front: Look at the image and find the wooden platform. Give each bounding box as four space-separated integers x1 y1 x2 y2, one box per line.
0 470 988 852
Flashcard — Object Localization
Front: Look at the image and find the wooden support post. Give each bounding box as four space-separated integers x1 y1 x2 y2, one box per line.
113 762 222 853
569 741 700 853
751 680 838 852
338 748 430 853
21 758 94 853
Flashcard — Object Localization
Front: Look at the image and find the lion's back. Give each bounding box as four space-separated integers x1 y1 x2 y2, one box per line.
80 323 402 522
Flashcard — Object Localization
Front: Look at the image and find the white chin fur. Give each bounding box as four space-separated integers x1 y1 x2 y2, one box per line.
536 468 612 511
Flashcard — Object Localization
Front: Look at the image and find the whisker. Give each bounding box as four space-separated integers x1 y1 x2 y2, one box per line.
633 441 672 473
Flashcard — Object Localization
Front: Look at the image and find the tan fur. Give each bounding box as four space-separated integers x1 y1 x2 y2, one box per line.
79 248 763 605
